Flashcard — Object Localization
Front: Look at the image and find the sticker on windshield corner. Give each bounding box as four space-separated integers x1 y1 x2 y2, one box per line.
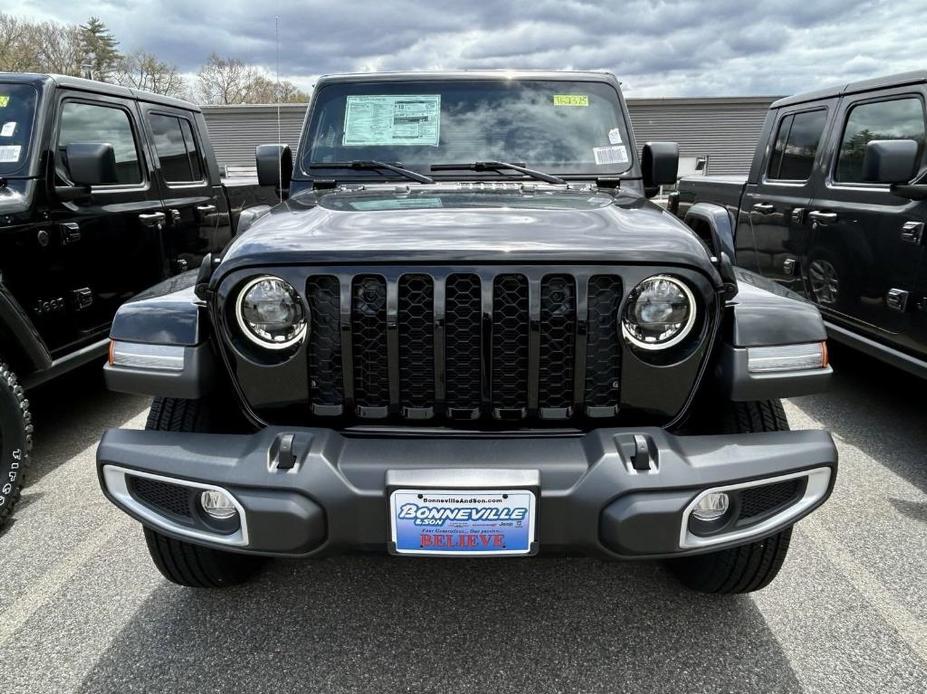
553 94 588 106
593 145 628 166
343 94 441 147
608 128 623 145
0 122 15 137
0 145 21 162
0 96 8 108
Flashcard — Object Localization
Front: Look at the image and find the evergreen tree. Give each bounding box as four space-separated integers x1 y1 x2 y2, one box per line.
79 16 119 80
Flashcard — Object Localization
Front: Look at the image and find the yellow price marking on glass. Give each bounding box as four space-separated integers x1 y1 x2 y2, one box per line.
553 95 588 106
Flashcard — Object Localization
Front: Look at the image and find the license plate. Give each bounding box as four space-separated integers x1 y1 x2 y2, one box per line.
389 489 536 556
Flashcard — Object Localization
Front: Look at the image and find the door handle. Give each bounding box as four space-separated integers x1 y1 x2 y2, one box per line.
752 202 775 214
196 204 218 215
807 211 838 223
138 211 167 228
901 221 924 245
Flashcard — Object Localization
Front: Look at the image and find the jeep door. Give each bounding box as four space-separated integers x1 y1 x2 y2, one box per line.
740 101 833 293
48 91 167 351
806 87 927 339
138 102 232 275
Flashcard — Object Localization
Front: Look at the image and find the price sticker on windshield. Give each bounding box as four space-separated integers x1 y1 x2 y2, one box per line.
553 94 588 107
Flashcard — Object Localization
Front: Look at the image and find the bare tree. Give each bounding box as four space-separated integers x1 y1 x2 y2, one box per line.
196 53 309 104
36 22 83 76
196 53 258 104
115 50 187 98
0 14 81 75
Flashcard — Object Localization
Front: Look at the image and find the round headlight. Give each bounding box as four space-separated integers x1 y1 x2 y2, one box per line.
236 276 307 349
621 275 696 350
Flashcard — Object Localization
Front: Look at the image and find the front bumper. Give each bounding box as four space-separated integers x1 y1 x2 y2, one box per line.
96 426 837 559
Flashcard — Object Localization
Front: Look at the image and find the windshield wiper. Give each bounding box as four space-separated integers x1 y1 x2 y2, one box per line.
310 160 434 184
430 161 565 185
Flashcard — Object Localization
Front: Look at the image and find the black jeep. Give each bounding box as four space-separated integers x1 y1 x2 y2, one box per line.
0 73 268 524
96 71 838 593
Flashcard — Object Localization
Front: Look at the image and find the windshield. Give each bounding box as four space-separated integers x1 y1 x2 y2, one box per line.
301 79 633 179
0 84 38 176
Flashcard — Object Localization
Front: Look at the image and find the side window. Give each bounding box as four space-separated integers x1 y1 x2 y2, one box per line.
836 97 926 183
148 113 205 183
767 109 827 181
179 118 204 180
57 101 142 185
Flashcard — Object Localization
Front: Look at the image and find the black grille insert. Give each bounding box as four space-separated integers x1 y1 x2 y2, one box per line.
539 275 576 411
492 274 530 414
739 478 804 521
584 275 623 414
307 275 344 412
351 275 389 413
445 274 482 416
398 274 435 410
129 476 193 519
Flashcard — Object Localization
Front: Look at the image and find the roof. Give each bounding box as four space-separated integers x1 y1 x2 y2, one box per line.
315 69 620 86
0 71 201 112
772 70 927 108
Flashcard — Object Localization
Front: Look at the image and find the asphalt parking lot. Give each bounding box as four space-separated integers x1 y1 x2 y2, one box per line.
0 345 924 693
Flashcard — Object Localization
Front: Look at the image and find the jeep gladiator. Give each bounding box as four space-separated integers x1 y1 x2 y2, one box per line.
672 70 927 378
96 71 837 594
0 73 273 523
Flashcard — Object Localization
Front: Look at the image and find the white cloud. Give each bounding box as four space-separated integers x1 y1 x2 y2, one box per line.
15 0 927 97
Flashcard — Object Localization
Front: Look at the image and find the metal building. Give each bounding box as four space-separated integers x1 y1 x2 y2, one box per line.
202 96 776 177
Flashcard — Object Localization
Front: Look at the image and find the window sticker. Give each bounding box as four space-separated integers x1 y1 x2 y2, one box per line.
0 96 8 108
593 145 628 166
343 95 441 146
608 127 623 145
553 94 588 106
0 144 21 162
1 121 16 137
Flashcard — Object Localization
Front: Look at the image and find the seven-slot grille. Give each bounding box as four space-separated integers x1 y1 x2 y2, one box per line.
304 270 623 422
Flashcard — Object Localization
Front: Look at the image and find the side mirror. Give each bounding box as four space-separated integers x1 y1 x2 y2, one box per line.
65 142 117 186
642 141 679 196
862 139 919 184
256 144 293 191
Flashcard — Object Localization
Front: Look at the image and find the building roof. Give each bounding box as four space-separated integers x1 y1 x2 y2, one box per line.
772 70 927 108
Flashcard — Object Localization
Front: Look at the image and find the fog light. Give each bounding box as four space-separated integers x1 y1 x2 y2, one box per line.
200 490 237 520
692 492 729 522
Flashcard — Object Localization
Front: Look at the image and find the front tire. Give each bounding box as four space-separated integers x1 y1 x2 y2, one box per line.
142 396 261 588
669 399 794 594
0 361 33 527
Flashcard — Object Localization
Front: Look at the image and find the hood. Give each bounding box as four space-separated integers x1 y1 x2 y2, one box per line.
219 185 717 278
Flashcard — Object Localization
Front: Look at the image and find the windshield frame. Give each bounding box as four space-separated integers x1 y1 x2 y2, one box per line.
0 82 40 177
295 74 638 183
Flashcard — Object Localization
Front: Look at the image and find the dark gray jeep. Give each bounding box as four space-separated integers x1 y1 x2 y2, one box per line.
96 71 837 593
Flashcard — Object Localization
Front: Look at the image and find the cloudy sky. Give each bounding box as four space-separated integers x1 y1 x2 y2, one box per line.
18 0 927 97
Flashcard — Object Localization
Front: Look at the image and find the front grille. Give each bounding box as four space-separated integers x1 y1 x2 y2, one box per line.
739 478 804 521
304 269 623 423
129 477 193 518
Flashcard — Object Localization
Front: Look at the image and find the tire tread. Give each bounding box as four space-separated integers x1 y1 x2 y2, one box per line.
141 397 260 588
670 398 794 594
0 361 33 525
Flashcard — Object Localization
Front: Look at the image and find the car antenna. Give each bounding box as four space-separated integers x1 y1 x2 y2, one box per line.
275 14 283 204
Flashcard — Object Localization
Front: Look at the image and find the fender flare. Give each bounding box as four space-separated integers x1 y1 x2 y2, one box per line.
684 202 736 262
0 284 52 372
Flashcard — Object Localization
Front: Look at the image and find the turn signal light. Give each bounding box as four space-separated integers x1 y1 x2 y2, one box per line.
747 342 828 373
